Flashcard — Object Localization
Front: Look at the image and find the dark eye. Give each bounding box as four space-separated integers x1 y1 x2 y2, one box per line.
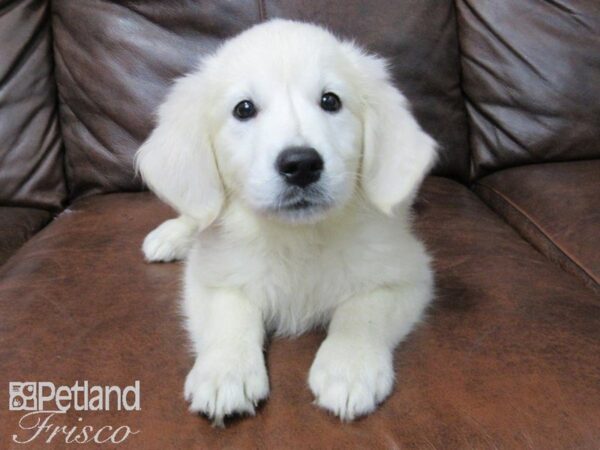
320 92 342 112
233 100 257 120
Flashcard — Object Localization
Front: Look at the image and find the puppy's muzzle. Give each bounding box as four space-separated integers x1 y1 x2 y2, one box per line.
276 147 324 188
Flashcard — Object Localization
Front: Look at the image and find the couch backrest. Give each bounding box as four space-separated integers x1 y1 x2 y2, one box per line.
4 1 599 207
51 0 470 200
457 0 600 179
0 0 66 211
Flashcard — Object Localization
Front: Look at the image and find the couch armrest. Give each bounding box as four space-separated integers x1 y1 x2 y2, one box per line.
473 160 600 294
0 207 52 266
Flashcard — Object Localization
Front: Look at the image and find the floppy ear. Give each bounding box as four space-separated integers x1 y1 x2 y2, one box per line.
359 55 437 215
136 69 224 228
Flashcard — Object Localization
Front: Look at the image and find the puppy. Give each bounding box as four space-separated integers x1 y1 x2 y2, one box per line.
137 19 436 426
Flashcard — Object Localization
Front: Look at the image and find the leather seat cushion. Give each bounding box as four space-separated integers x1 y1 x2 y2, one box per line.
1 177 599 448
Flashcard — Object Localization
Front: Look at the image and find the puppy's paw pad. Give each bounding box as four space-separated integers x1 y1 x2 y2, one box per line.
142 218 196 262
308 339 394 421
184 349 269 425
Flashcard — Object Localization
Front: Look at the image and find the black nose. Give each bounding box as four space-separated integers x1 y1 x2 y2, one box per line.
276 147 324 188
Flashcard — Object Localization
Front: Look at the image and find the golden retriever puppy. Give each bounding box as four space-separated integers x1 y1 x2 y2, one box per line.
137 19 436 426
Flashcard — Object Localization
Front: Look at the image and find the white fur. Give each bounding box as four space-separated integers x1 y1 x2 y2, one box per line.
142 216 197 262
137 19 436 425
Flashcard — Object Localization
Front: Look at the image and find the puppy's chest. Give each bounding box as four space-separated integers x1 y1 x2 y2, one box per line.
248 240 354 303
198 231 366 333
196 212 410 334
247 243 358 334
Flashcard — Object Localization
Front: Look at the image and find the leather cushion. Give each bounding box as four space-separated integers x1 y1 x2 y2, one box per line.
457 0 600 178
474 160 600 294
52 0 469 201
1 178 599 448
0 206 51 266
0 0 66 210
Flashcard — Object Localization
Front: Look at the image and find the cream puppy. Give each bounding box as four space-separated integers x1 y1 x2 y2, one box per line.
137 19 436 426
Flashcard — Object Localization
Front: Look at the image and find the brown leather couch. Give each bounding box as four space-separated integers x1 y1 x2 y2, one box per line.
1 1 599 448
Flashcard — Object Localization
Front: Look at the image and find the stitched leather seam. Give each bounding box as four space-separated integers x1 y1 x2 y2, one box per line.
257 0 266 21
450 0 474 182
476 182 599 289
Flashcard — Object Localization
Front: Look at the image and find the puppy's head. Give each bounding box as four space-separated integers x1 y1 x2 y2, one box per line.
137 20 436 226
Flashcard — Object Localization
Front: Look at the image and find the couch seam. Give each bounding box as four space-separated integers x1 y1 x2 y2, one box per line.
475 181 599 289
257 0 266 21
450 0 474 185
48 0 73 208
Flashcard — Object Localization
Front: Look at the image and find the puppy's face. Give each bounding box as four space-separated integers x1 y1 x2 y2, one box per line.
137 20 436 227
208 31 362 223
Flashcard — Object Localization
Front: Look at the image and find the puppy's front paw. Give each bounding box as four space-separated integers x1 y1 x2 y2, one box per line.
308 338 394 421
142 217 196 262
184 348 269 427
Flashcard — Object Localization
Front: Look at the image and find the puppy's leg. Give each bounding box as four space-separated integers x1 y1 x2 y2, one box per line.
142 215 197 262
183 286 268 427
309 283 431 421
